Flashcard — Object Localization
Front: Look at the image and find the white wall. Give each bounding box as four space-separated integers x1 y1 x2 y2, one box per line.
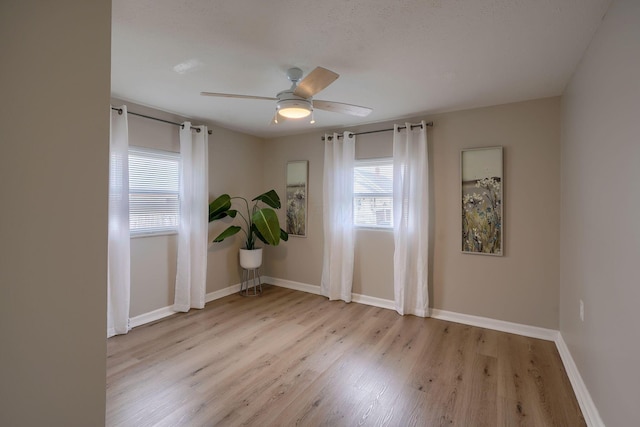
0 1 111 425
264 97 561 329
560 1 640 425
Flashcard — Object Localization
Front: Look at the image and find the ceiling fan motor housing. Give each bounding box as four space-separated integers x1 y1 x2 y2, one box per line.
286 67 304 83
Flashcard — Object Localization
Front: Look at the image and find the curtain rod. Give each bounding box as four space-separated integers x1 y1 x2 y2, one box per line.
111 107 213 135
321 121 433 141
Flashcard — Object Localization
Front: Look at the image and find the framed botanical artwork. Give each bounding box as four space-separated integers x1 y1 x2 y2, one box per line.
461 147 503 256
286 160 308 237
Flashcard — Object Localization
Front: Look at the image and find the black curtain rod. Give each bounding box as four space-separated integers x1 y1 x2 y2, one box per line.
111 107 213 135
322 121 433 141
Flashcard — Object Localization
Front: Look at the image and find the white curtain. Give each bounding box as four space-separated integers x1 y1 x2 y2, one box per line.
393 121 429 316
107 105 131 337
174 123 209 312
321 132 355 302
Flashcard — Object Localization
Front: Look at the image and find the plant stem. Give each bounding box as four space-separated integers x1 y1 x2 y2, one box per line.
230 196 254 249
231 196 253 249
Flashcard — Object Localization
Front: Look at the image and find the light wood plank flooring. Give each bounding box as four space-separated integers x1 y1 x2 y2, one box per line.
106 285 584 426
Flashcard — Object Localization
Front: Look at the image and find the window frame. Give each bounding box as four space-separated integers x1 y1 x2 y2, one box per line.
128 145 181 238
353 157 394 230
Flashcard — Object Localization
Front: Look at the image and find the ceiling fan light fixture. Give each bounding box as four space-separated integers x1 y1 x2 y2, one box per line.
277 99 312 119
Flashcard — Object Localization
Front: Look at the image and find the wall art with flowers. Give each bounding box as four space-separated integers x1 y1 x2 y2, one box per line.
286 160 308 237
461 147 503 255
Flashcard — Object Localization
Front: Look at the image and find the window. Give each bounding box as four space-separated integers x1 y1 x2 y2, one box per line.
353 158 393 228
128 146 180 236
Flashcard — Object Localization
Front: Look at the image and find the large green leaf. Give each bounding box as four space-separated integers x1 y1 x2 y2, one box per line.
251 223 288 246
210 209 237 223
212 225 241 242
252 189 281 209
252 224 268 245
209 210 228 222
251 208 280 245
208 194 232 222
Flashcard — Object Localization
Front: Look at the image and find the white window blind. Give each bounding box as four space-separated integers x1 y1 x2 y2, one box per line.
128 146 180 235
353 158 393 228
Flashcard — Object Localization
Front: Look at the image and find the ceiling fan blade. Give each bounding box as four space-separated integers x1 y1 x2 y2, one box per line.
293 67 339 99
313 100 373 117
200 92 277 101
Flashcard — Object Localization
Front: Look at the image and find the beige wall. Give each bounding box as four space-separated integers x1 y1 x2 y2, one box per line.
130 234 178 316
261 133 325 286
111 99 266 315
264 97 561 329
0 1 111 425
112 99 182 317
430 98 561 329
262 128 397 299
560 1 640 425
207 126 266 292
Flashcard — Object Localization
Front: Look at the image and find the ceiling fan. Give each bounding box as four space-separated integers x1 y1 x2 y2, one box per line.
200 66 373 124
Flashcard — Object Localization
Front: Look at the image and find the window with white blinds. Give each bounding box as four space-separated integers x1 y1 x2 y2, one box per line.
128 146 180 236
353 158 393 228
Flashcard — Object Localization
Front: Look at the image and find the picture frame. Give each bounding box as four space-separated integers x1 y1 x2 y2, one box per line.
286 160 308 237
461 146 503 256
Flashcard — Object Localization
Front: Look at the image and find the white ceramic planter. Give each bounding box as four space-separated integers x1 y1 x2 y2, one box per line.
239 248 263 269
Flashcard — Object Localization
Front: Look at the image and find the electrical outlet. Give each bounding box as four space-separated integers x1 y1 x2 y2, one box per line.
579 299 584 322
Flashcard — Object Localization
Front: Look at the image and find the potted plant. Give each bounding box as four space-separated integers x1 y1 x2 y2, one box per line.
208 189 288 269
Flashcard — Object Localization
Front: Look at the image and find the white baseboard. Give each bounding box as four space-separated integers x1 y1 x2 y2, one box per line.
263 276 322 295
349 293 430 316
554 334 604 427
429 306 602 426
266 277 601 426
205 282 242 303
430 308 559 342
263 277 397 311
351 293 395 310
129 282 241 329
129 305 177 329
129 276 602 427
265 277 558 341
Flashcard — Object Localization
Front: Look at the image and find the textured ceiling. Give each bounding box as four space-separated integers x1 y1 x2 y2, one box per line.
111 0 610 138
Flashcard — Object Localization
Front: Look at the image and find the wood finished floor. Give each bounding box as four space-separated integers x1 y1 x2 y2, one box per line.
106 285 585 427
